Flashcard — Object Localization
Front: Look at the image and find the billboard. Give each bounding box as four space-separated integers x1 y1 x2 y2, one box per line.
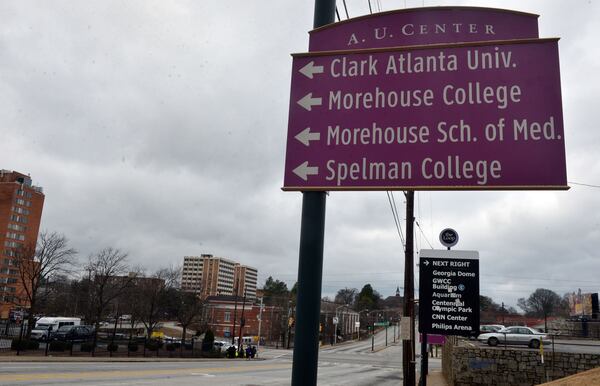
567 291 599 317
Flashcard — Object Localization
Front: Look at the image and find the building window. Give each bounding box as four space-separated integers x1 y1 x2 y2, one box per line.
224 311 231 322
7 223 26 232
12 207 29 215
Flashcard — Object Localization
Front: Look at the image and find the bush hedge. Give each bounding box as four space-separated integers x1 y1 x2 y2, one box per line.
11 339 39 351
145 339 163 351
49 340 72 352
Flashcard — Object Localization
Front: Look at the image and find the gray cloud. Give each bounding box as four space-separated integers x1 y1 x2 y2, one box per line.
1 0 599 309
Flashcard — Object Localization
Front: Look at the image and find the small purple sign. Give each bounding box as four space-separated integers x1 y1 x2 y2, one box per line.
309 7 539 52
283 39 567 191
419 333 446 345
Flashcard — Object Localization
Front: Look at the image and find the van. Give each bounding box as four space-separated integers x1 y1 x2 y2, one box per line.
233 336 258 346
30 317 81 341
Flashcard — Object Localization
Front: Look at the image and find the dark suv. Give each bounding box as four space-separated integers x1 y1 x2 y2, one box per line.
50 325 94 342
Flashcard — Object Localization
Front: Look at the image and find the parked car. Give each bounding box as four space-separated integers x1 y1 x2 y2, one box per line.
480 324 506 333
213 340 235 350
30 317 81 341
50 325 94 342
469 324 505 340
478 326 547 348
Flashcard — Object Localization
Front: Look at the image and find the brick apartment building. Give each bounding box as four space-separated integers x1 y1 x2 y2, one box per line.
204 295 284 343
181 254 257 300
0 170 45 319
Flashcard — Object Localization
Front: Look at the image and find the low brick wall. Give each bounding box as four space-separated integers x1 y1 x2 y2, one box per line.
442 340 600 386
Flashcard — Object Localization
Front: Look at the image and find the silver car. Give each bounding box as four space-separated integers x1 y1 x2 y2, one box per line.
478 326 547 349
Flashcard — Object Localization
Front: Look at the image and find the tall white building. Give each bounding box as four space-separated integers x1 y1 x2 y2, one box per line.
181 254 257 300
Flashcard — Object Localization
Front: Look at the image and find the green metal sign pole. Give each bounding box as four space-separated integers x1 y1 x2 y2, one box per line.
290 3 335 385
291 192 328 385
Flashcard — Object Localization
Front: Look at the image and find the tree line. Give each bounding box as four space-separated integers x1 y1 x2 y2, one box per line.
11 231 204 343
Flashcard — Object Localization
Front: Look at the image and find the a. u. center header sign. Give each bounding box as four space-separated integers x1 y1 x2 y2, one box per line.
283 7 567 191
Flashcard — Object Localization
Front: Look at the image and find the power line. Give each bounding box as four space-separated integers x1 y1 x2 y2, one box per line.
368 0 372 14
335 7 341 22
386 191 406 248
569 181 600 188
415 220 434 248
342 0 350 19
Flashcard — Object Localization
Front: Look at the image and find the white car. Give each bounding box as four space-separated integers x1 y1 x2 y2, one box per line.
478 326 548 349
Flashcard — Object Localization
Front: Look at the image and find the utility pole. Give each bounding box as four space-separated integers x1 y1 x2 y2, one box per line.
257 297 263 352
231 279 239 345
403 190 416 386
238 287 247 354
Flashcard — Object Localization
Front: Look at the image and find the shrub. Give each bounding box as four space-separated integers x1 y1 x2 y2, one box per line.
165 343 177 352
128 342 138 352
107 343 119 352
145 339 163 351
11 339 39 351
49 341 71 352
201 329 215 352
80 342 95 352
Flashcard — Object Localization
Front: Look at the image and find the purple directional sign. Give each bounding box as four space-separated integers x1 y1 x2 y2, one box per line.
283 39 567 191
309 6 539 52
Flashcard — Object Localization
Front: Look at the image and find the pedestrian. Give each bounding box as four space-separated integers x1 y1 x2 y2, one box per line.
245 345 252 360
250 345 256 358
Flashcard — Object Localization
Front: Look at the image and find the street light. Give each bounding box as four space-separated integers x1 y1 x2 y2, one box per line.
334 304 348 345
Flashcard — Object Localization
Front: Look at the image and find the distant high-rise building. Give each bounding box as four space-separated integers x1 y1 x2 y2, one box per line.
181 254 257 300
0 170 45 319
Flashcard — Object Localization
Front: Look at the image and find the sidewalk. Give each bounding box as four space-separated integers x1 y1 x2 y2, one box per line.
417 370 449 386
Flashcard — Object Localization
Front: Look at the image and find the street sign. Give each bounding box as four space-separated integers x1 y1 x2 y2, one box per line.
309 7 539 52
374 321 390 327
283 39 567 191
419 249 479 337
400 316 411 340
439 228 459 248
419 334 446 345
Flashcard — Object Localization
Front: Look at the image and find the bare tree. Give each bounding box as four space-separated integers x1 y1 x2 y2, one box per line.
518 288 563 332
171 289 204 349
86 248 134 339
334 287 358 307
14 231 77 336
137 267 179 338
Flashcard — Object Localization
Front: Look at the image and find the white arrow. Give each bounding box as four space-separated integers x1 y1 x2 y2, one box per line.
423 260 429 266
297 93 322 111
293 161 319 181
295 127 321 147
299 61 324 79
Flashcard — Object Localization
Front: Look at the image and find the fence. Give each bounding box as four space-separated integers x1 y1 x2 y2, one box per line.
0 321 224 358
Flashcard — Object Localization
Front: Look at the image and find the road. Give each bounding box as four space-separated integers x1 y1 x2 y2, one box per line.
0 330 420 385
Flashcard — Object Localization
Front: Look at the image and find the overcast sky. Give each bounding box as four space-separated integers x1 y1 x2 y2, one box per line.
1 0 598 309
